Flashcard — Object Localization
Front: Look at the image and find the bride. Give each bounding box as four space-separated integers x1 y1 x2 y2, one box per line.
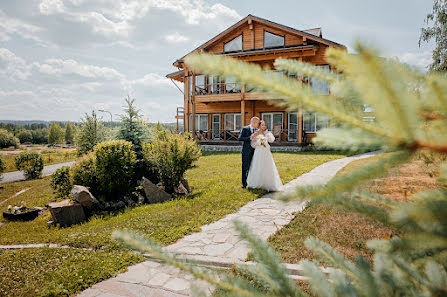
246 120 283 192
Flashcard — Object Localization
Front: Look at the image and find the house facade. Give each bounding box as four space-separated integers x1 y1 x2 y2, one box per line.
167 15 345 145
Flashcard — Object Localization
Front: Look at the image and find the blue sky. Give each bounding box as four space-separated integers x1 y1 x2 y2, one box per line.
0 0 435 122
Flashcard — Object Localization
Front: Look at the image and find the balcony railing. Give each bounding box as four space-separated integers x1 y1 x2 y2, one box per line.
195 83 241 96
192 129 315 143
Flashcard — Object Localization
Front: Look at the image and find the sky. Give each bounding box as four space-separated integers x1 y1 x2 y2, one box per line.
0 0 435 123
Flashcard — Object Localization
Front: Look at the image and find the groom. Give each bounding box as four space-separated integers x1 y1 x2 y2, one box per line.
238 117 260 188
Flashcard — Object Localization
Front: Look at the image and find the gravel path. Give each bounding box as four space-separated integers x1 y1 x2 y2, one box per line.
0 161 76 184
76 150 382 297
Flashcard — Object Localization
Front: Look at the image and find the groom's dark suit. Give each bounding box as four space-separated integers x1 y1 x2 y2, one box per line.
238 125 256 188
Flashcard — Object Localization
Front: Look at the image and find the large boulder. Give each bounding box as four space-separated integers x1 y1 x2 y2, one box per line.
180 177 192 194
48 199 85 227
71 185 100 210
141 177 172 204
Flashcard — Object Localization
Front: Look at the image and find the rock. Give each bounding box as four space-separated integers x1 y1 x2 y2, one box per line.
175 182 189 196
48 199 86 227
71 185 99 210
114 201 126 210
180 177 192 194
104 202 111 209
141 177 172 204
137 194 145 204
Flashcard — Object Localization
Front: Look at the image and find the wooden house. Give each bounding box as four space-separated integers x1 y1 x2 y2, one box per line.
167 15 345 145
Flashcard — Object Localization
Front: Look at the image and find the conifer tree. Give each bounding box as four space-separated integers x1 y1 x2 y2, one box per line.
114 43 447 296
76 111 105 154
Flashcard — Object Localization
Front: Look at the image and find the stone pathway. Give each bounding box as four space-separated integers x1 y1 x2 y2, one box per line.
0 161 75 184
76 151 381 297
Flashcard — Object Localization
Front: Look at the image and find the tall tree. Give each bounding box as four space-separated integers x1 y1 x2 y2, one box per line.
118 95 146 151
76 111 105 154
64 121 75 144
48 122 64 144
420 0 447 71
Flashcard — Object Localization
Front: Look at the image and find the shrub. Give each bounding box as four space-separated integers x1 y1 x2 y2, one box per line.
15 152 44 180
0 129 19 148
50 166 72 199
142 130 201 194
94 140 136 200
64 121 76 144
71 153 98 195
0 156 5 181
17 130 33 143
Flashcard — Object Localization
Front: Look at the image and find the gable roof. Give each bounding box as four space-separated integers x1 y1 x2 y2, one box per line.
175 14 344 65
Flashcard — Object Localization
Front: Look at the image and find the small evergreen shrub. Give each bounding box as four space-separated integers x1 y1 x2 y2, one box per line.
0 129 19 148
94 140 136 200
0 156 5 181
71 153 97 195
15 152 44 180
50 166 72 199
142 130 201 194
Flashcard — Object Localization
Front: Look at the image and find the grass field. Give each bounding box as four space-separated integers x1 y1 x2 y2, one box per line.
0 151 345 296
1 149 78 173
267 152 442 266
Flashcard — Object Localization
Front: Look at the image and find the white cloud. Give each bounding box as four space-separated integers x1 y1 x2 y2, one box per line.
0 48 31 80
39 0 66 15
165 32 190 43
394 50 432 70
33 58 124 80
0 10 43 43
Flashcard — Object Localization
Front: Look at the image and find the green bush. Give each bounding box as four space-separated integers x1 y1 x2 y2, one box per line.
0 156 5 181
0 129 19 148
17 130 33 143
50 166 72 199
94 140 136 200
71 153 98 195
15 152 44 180
142 130 201 194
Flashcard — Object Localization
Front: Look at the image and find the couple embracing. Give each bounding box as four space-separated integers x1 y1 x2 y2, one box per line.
238 117 282 192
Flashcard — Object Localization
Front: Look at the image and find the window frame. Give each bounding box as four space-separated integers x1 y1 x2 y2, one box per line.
310 65 330 95
224 34 243 53
189 114 209 132
224 113 242 132
263 30 285 48
303 112 329 133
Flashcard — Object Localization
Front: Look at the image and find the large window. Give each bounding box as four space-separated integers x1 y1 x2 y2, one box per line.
310 65 330 95
195 75 206 95
262 112 283 137
264 31 284 48
189 114 209 131
224 114 242 131
225 76 241 93
224 35 242 52
303 112 329 133
208 75 221 94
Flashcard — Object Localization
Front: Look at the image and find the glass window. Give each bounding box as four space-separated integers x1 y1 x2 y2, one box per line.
288 112 298 141
188 76 193 97
303 112 329 132
262 112 283 134
190 114 209 131
208 76 221 94
264 31 284 48
224 114 241 131
195 75 206 95
310 66 330 95
225 76 241 93
224 35 242 52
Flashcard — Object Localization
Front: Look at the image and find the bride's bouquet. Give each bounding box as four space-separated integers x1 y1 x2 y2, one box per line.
255 134 267 147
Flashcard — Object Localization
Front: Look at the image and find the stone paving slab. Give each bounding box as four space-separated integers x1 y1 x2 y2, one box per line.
76 151 382 297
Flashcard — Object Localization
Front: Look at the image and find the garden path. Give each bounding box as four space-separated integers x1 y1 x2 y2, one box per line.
76 150 382 297
0 161 75 184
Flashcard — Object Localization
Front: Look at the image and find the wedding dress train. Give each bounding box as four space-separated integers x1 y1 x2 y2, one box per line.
246 131 283 192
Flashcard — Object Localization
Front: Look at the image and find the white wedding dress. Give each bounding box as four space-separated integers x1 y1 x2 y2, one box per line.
246 131 283 192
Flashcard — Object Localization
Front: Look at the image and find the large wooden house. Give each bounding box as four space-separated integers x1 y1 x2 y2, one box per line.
167 15 345 145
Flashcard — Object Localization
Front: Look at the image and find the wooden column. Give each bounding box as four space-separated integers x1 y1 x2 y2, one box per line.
192 73 196 137
297 57 303 144
241 84 246 125
184 69 189 131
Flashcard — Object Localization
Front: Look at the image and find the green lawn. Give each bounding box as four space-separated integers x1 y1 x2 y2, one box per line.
1 150 78 173
0 151 345 296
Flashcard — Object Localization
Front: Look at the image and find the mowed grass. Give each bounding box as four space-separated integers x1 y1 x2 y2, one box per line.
267 152 442 266
1 150 78 173
0 152 345 297
0 248 143 297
